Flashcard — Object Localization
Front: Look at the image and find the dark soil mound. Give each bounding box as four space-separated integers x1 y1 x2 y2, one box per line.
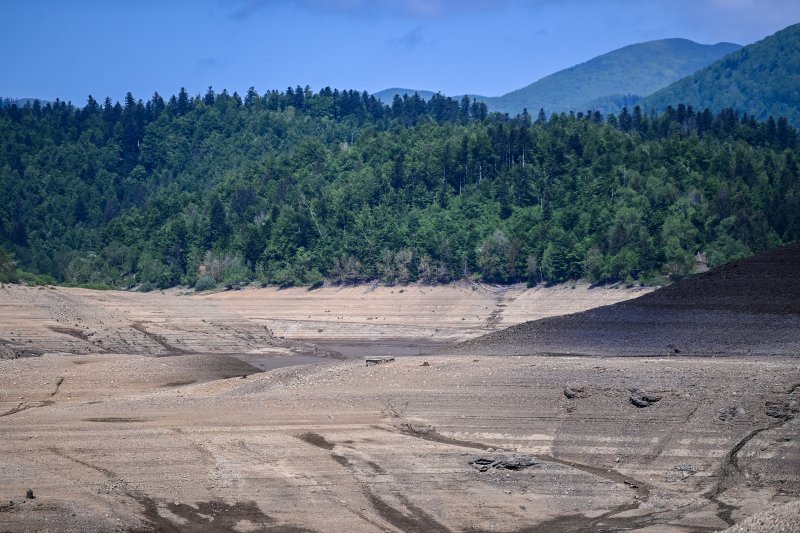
634 242 800 315
445 243 800 357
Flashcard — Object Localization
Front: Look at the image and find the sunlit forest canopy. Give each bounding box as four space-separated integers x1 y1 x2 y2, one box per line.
1 87 798 289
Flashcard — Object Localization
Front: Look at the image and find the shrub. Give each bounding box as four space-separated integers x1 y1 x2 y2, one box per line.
194 275 216 291
0 247 18 283
200 252 252 284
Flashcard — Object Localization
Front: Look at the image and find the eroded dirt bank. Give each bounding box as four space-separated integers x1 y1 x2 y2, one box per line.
0 281 649 361
198 281 652 350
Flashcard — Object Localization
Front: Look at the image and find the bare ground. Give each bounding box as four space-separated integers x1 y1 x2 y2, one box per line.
0 269 797 532
445 244 800 358
1 354 797 532
198 281 649 351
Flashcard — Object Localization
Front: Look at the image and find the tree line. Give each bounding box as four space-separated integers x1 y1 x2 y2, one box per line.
0 86 797 290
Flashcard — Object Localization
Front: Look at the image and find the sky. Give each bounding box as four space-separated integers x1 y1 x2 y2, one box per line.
2 0 799 104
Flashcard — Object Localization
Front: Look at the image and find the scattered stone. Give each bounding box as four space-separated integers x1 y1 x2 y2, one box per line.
470 454 537 472
563 386 588 399
25 489 34 500
421 361 430 367
717 406 738 421
630 389 662 408
765 400 798 420
366 356 395 366
665 464 697 482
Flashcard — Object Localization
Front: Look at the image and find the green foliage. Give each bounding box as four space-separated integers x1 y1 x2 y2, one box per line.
645 23 800 127
0 246 18 283
0 85 798 289
194 275 216 291
200 252 251 285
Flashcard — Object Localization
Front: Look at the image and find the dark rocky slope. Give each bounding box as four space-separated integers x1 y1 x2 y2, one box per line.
445 243 800 357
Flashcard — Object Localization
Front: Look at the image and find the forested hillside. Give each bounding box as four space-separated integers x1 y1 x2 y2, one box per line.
645 23 800 127
1 88 798 290
376 39 740 115
477 39 741 115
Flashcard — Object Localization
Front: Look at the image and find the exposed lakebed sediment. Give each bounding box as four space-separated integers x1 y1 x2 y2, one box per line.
0 257 798 531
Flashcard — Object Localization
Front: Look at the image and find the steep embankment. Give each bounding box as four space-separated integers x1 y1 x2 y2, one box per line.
199 281 650 345
0 281 650 361
446 242 800 357
0 285 331 362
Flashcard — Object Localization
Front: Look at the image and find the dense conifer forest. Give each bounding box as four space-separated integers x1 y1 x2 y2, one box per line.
1 86 798 289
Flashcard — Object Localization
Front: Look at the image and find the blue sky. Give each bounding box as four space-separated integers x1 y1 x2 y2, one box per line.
2 0 799 104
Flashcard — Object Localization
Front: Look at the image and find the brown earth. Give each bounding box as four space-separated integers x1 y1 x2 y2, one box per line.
0 259 798 532
0 281 649 362
198 281 649 355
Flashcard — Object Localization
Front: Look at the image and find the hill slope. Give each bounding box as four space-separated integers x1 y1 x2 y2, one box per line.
376 39 740 115
644 23 800 126
373 88 437 103
481 38 740 115
445 242 800 357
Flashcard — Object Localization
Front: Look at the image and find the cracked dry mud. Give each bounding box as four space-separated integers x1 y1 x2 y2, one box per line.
1 247 799 532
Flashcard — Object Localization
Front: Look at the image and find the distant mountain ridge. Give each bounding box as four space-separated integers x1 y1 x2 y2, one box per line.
375 38 741 115
643 23 800 127
476 38 741 115
373 88 438 103
0 97 52 108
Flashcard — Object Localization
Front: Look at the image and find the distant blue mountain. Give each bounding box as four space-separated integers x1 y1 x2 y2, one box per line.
0 97 53 108
375 38 741 116
373 88 438 103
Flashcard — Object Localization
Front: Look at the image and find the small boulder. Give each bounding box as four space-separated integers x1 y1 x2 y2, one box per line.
564 386 588 400
765 400 798 420
630 390 662 408
665 463 697 482
470 454 537 472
